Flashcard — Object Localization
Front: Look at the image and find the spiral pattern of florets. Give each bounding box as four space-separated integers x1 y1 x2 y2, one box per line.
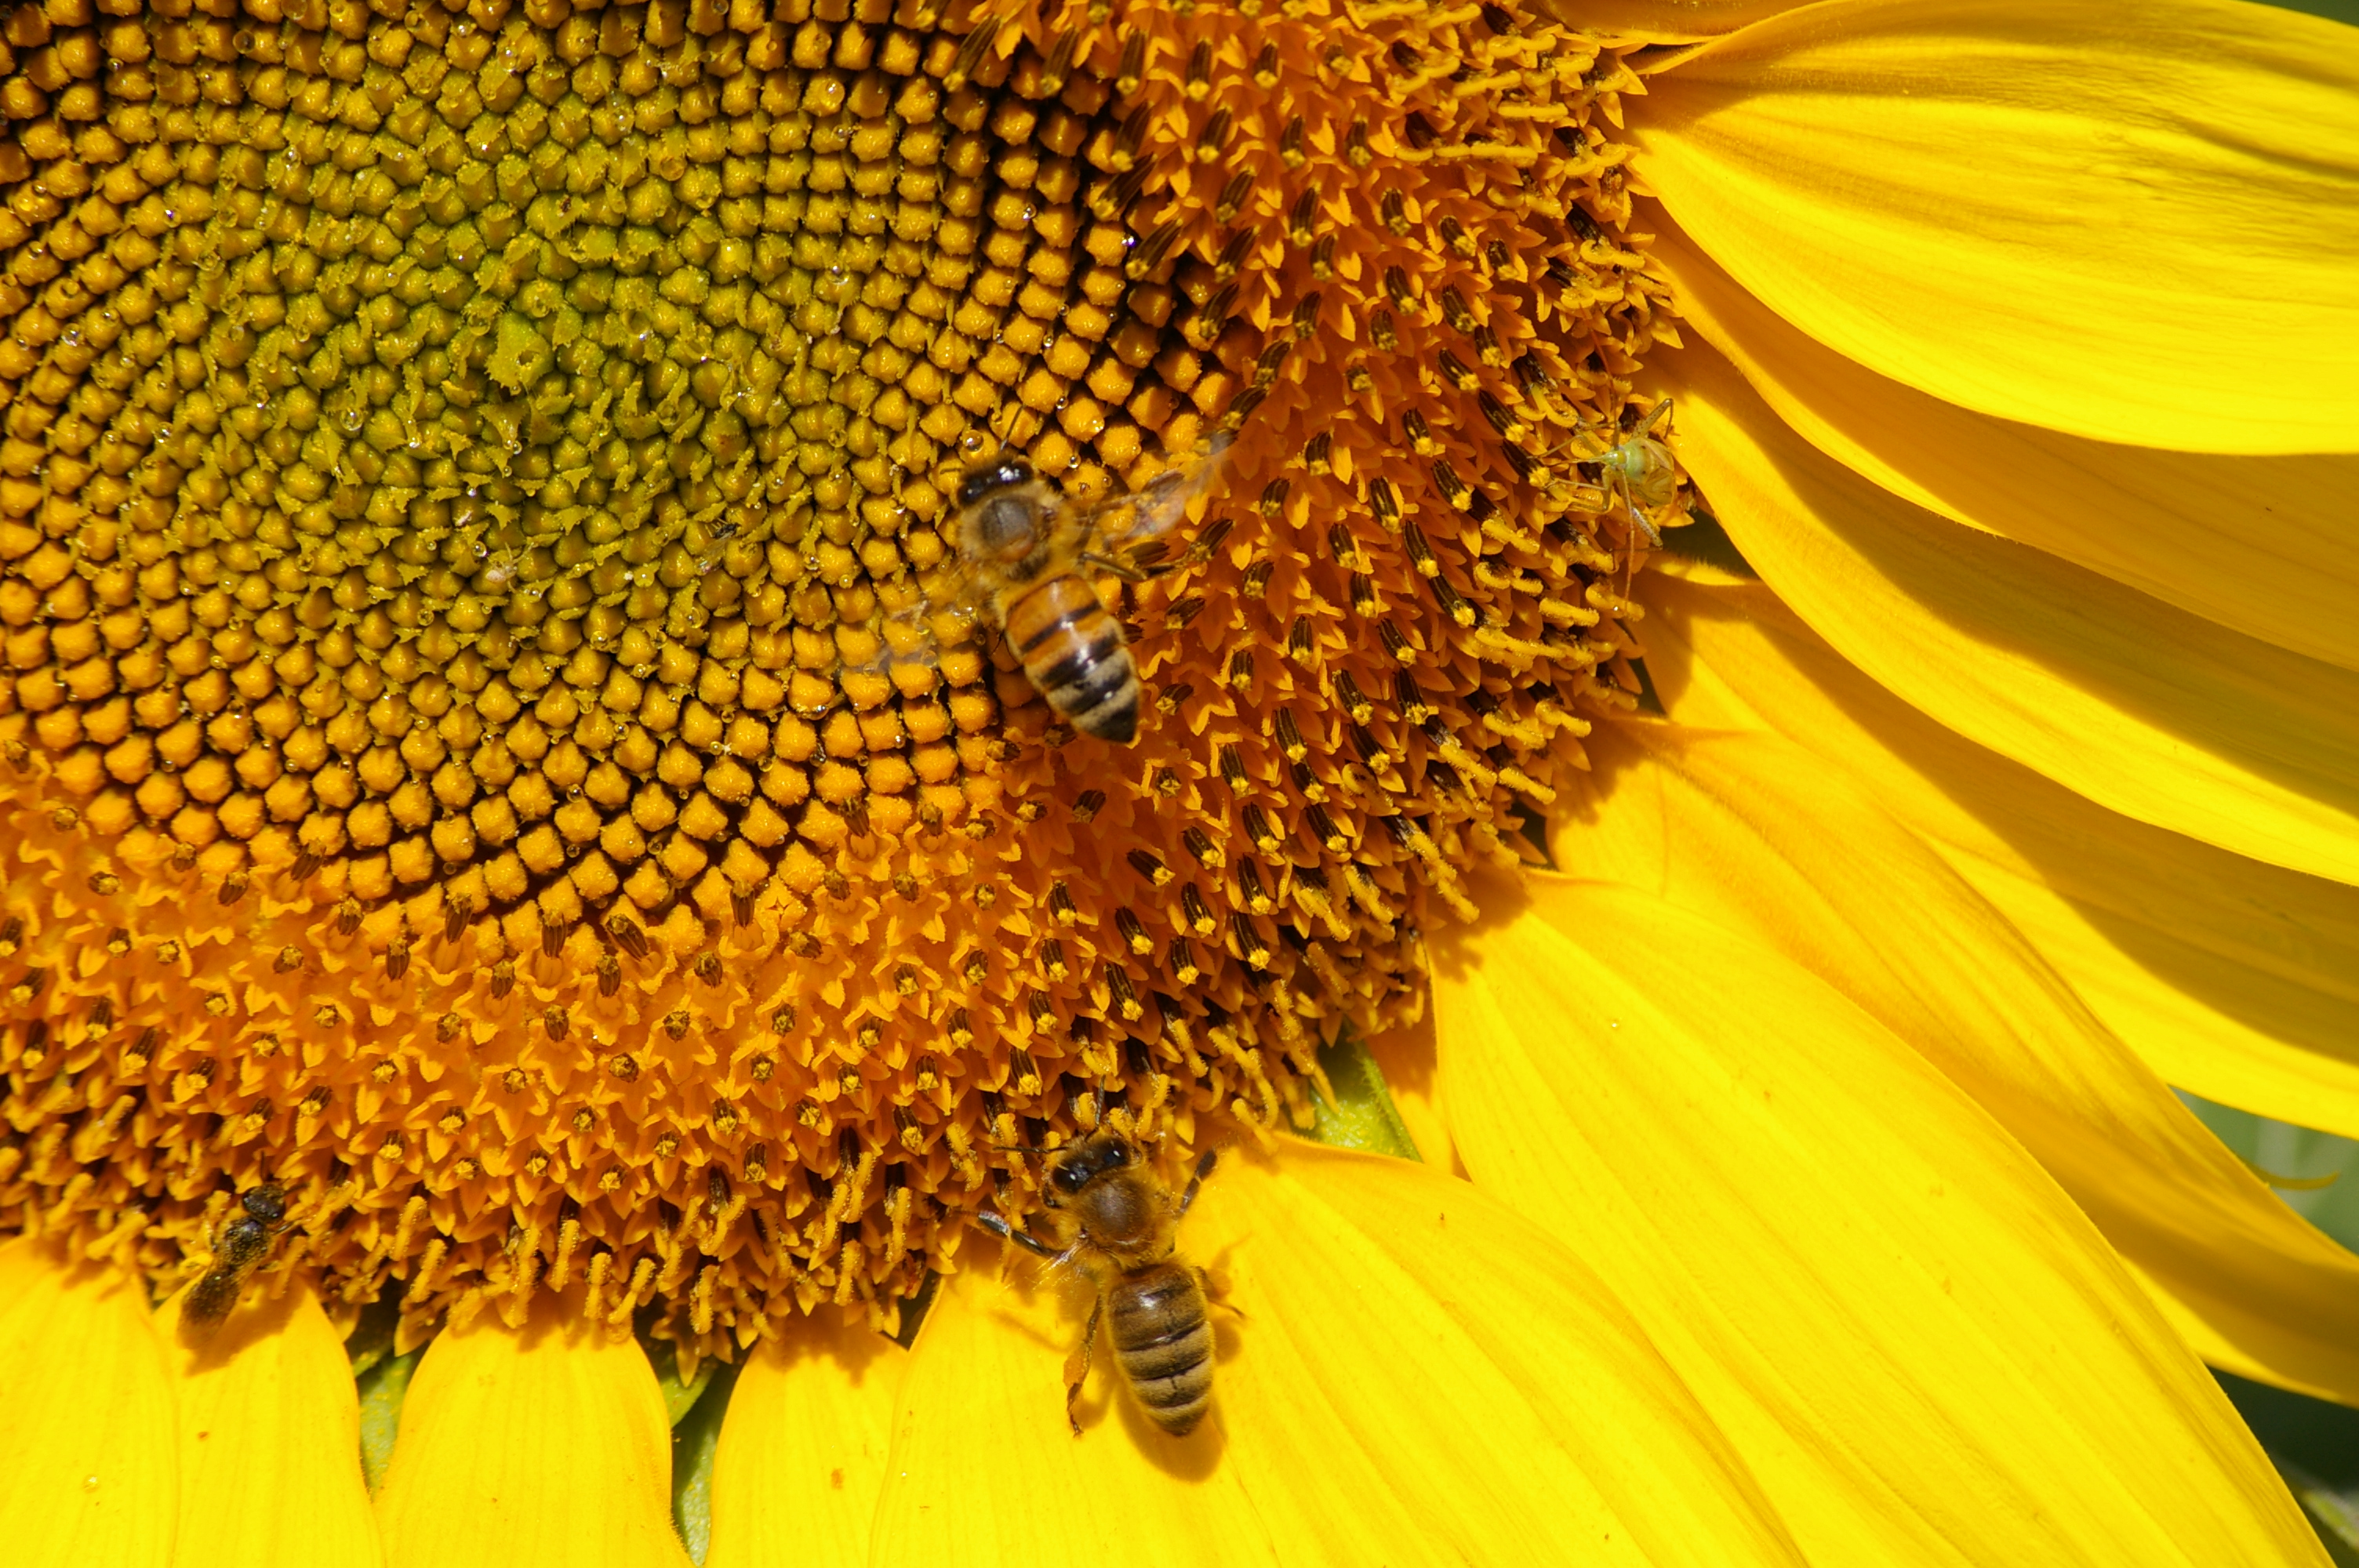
0 0 1674 1350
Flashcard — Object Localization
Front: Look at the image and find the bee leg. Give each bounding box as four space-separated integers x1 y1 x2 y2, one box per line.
1177 1148 1218 1216
972 1209 1060 1259
1078 551 1149 584
1198 1265 1249 1322
1063 1296 1103 1437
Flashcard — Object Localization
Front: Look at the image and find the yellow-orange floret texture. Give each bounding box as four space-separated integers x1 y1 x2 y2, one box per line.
0 0 1670 1350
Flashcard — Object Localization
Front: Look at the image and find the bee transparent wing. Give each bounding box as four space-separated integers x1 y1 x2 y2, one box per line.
865 559 996 702
876 587 943 678
1085 430 1237 554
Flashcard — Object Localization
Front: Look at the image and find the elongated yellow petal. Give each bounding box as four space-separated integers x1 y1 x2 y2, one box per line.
1641 567 2359 1143
1634 0 2359 453
1436 881 2324 1564
1576 0 1817 34
874 1147 1801 1567
0 1238 177 1567
165 1281 380 1568
1663 339 2359 886
1555 724 2359 1405
703 1315 903 1568
1653 222 2359 673
373 1301 689 1568
1964 850 2359 1139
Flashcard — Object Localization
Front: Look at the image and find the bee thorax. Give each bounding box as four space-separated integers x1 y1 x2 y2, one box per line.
1074 1174 1161 1250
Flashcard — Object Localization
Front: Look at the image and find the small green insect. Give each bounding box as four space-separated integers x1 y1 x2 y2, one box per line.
1583 396 1681 547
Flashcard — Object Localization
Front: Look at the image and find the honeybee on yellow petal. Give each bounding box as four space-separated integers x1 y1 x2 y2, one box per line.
977 1127 1220 1437
940 431 1234 744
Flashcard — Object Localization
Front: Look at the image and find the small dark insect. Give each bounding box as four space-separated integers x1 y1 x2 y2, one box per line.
180 1183 288 1344
977 1129 1219 1436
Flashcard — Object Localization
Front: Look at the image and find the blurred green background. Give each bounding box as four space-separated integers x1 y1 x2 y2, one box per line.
2180 1094 2359 1562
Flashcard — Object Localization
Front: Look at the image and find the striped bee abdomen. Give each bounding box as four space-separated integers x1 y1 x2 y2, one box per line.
1107 1259 1214 1436
1004 573 1142 743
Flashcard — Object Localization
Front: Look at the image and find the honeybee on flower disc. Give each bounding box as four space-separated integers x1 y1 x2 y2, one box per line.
943 431 1234 743
179 1182 289 1345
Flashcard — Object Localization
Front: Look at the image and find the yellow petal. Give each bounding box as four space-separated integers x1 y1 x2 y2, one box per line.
1576 0 1818 35
1555 724 2359 1406
1663 337 2359 886
1634 0 2359 453
703 1314 903 1568
1653 221 2359 673
373 1300 689 1568
1435 881 2324 1564
1642 568 2359 1145
0 1238 177 1567
874 1145 1801 1566
167 1281 381 1568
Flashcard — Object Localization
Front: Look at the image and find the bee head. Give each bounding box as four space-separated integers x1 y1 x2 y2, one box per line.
1045 1128 1134 1200
957 455 1033 508
1045 1131 1161 1249
956 456 1046 562
240 1182 287 1227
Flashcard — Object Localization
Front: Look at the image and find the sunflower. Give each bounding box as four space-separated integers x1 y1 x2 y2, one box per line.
2 0 2356 1559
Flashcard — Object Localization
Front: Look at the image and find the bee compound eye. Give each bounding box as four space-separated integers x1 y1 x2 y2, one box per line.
957 457 1032 509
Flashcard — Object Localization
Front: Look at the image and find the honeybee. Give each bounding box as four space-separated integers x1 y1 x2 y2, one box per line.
179 1182 288 1345
945 431 1234 743
976 1128 1220 1437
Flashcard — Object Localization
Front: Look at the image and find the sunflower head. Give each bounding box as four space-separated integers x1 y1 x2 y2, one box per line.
0 0 1670 1354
